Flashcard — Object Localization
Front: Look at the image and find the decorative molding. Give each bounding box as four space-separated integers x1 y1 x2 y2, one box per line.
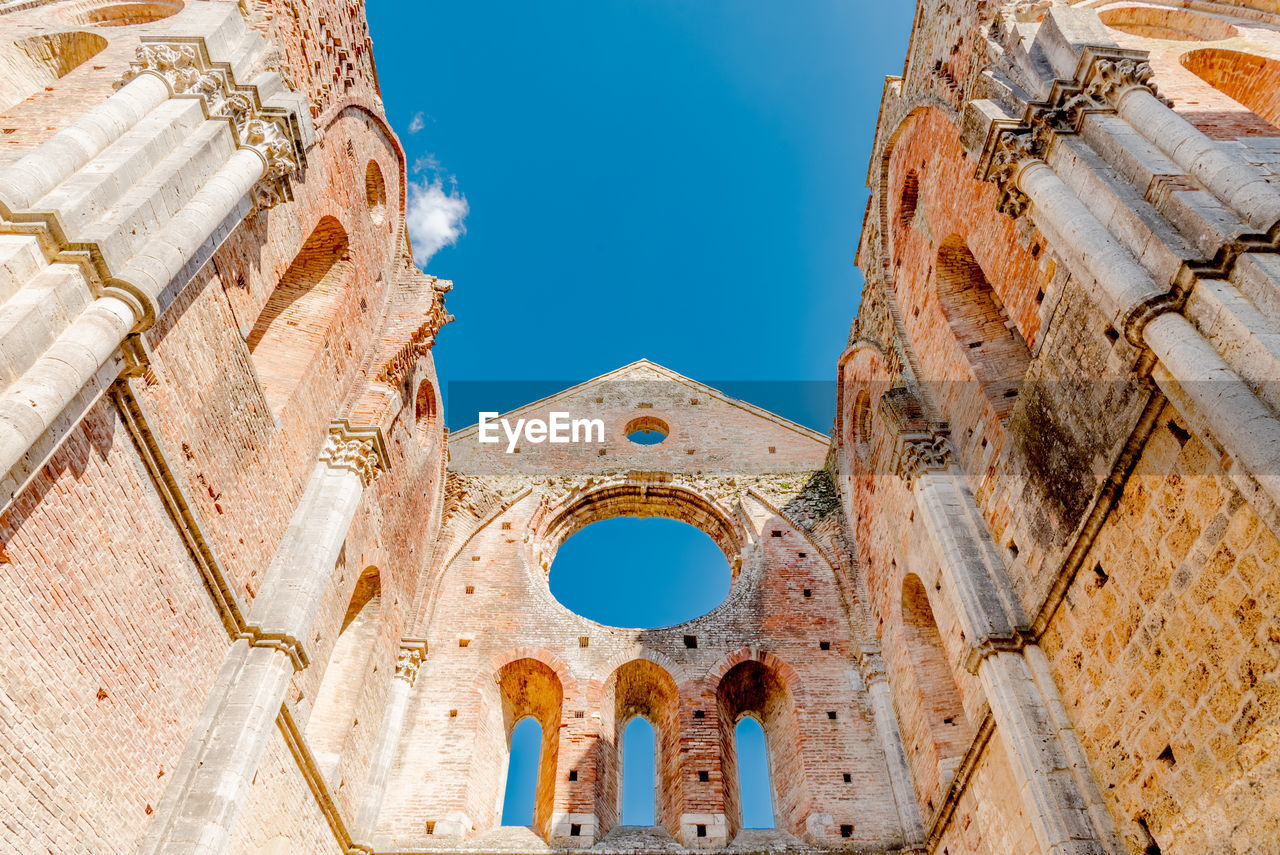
1083 56 1170 110
895 432 954 485
395 638 429 685
322 420 390 487
118 40 304 211
376 279 455 386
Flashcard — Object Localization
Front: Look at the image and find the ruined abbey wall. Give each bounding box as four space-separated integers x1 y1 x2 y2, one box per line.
2 1 1280 854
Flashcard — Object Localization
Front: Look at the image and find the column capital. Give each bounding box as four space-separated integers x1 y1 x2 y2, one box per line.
117 39 304 210
395 638 429 685
893 431 954 486
322 420 391 487
856 645 889 686
1081 52 1170 109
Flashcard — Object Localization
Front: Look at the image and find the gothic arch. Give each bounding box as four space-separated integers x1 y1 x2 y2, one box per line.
898 573 971 813
714 656 809 838
477 657 566 839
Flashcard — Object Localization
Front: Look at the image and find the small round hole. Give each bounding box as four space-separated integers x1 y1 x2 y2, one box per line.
625 415 668 445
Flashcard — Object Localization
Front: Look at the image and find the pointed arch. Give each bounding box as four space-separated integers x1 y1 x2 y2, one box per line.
600 659 681 836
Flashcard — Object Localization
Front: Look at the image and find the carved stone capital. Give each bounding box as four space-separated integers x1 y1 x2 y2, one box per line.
1085 57 1170 109
895 432 954 485
118 40 303 211
857 646 889 686
986 129 1038 219
322 420 390 487
395 638 429 685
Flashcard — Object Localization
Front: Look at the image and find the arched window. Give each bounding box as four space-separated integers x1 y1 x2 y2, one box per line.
248 216 352 416
935 236 1030 419
734 716 773 829
478 659 563 838
900 575 971 802
852 390 872 459
414 379 437 443
716 659 807 837
365 160 388 226
501 717 544 826
600 659 681 836
621 717 656 825
1182 49 1280 131
308 566 381 776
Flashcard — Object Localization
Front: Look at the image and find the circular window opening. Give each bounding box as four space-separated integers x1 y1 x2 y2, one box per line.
625 415 668 445
549 517 731 628
1098 6 1237 42
365 160 387 226
77 1 184 26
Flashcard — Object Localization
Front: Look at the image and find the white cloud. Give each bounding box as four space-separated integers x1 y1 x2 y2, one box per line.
408 112 425 134
406 178 469 267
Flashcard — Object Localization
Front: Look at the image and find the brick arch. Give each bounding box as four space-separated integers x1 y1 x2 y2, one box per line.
247 215 353 417
474 656 567 840
596 646 692 687
484 647 579 698
873 99 959 272
1182 48 1280 131
935 234 1031 420
714 655 810 838
836 342 894 478
535 480 746 568
307 565 381 777
597 658 684 837
704 647 806 704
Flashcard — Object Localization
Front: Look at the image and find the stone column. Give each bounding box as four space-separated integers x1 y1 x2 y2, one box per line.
0 126 295 488
0 74 170 210
1093 63 1280 233
895 433 1118 855
141 422 388 855
858 648 926 847
351 639 428 844
995 136 1280 519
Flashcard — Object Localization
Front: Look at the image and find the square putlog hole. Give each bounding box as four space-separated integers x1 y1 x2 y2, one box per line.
840 825 853 838
698 770 710 782
570 824 582 837
696 825 707 838
684 634 697 648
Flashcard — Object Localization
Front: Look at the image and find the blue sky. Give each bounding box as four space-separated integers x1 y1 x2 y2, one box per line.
366 0 914 834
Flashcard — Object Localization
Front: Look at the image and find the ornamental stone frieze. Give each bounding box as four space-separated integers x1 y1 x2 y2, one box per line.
118 40 304 210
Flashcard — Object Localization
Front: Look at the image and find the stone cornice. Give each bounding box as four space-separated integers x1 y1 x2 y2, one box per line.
117 39 305 211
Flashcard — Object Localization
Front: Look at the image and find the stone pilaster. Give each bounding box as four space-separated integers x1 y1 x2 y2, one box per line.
858 646 926 847
141 421 388 855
